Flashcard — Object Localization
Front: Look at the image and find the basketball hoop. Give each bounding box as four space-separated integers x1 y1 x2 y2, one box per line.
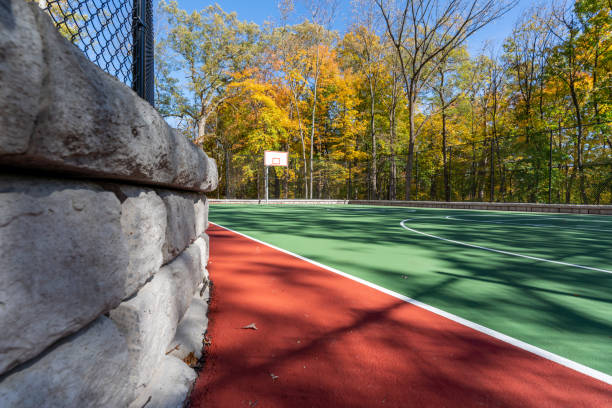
264 151 289 167
264 151 289 203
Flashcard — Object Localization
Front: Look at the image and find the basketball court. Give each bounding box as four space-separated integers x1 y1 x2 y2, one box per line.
190 205 612 406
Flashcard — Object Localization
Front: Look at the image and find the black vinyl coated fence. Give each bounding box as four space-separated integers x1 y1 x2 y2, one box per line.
39 0 155 105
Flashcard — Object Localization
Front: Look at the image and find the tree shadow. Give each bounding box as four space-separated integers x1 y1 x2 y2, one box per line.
192 225 612 407
209 205 612 375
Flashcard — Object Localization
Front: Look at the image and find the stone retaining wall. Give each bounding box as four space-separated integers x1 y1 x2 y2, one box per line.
0 2 217 407
209 199 612 215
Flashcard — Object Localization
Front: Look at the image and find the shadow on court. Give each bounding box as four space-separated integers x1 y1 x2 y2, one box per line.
190 225 611 407
208 205 612 375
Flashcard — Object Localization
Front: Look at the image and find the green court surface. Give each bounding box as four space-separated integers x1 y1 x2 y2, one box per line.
209 205 612 376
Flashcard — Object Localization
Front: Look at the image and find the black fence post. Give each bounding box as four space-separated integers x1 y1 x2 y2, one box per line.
415 152 419 200
448 145 452 201
132 0 155 106
490 136 495 202
549 129 553 204
145 0 155 106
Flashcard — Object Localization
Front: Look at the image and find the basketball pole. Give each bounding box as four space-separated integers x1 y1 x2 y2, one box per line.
265 165 269 203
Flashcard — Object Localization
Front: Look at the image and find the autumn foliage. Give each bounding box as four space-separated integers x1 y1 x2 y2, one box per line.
156 0 611 204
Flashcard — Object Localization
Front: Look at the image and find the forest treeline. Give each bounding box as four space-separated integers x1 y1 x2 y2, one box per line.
155 0 612 203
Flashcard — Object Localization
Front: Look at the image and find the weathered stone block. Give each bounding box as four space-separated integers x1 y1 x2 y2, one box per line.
109 238 206 395
158 190 198 264
0 0 42 154
118 185 166 297
0 2 218 193
0 175 129 374
169 288 210 362
155 190 208 265
201 233 210 264
129 355 197 408
0 317 134 408
195 195 209 237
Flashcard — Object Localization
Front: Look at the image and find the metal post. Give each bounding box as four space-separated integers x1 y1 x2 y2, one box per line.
415 152 419 200
549 129 553 204
448 145 452 201
144 0 155 106
132 0 154 105
265 166 269 203
132 0 146 100
490 137 495 202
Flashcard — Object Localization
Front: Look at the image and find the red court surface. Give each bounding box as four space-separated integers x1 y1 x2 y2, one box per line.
190 224 612 407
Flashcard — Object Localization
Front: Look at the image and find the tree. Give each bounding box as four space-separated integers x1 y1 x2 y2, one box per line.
273 12 313 197
159 1 261 143
383 47 403 200
548 1 590 202
154 1 610 204
342 25 385 199
304 0 338 198
504 9 552 132
37 0 87 42
482 53 507 201
428 47 468 201
374 0 517 199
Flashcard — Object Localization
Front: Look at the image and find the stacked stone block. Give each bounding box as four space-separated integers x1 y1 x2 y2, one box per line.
0 2 218 407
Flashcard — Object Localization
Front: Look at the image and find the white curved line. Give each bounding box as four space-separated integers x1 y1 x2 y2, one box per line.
400 219 612 274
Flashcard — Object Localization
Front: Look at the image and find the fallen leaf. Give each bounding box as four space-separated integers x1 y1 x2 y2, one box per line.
183 352 198 367
241 323 258 330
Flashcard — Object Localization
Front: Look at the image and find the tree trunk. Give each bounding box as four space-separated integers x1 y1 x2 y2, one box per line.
224 148 231 198
389 100 397 200
309 44 321 200
482 104 494 202
348 160 352 199
405 95 415 200
256 165 261 200
369 76 377 199
441 102 450 202
273 168 280 199
593 38 600 122
495 138 506 201
470 101 476 200
292 97 308 199
568 81 587 203
283 142 289 199
197 117 206 141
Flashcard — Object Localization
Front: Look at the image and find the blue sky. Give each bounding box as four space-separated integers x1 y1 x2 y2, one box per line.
172 0 539 55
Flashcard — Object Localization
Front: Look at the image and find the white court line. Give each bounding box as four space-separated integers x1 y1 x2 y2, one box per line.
400 219 612 274
541 217 612 224
513 215 612 224
210 221 612 385
444 215 612 232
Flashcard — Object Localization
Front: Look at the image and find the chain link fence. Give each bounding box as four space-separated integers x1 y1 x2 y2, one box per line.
38 0 154 105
